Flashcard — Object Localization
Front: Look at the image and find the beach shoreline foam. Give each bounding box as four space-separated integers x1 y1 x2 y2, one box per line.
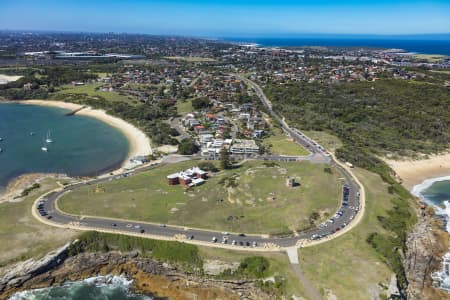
385 153 450 190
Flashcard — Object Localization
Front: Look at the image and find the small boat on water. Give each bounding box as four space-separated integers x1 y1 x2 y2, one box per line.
30 132 35 136
0 148 3 153
45 130 53 143
41 138 48 152
0 137 3 141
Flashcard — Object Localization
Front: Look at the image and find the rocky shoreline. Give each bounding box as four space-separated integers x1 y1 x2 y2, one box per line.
404 204 450 300
0 243 272 300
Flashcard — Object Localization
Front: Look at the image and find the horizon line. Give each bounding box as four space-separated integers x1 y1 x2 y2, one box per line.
1 29 450 40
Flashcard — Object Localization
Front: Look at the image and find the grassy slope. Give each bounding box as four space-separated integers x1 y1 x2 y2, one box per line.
59 160 342 234
263 128 310 156
298 168 395 299
303 130 343 154
0 179 77 267
199 246 305 297
176 99 193 115
52 83 138 104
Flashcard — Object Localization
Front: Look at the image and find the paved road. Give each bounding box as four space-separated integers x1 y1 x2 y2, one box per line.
35 135 360 250
33 76 363 252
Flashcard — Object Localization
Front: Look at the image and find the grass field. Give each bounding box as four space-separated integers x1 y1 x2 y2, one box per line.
59 160 342 234
176 99 193 115
264 128 309 156
0 179 77 267
52 83 138 104
298 168 396 299
199 246 305 297
412 54 448 62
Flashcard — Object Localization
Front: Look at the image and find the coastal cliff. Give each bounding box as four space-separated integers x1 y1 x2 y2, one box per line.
0 247 273 300
404 205 450 300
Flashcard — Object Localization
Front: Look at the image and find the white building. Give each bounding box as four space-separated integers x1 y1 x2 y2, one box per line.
230 139 259 154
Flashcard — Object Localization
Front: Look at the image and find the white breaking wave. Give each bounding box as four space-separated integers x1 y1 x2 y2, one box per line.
411 174 450 233
412 175 450 294
9 275 151 300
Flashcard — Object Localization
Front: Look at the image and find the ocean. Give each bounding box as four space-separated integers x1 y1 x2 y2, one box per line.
0 102 129 191
222 36 450 56
9 275 152 300
412 176 450 232
412 176 450 292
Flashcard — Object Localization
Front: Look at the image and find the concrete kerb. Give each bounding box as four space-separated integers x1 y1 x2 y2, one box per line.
32 189 283 252
52 190 272 239
298 153 366 248
31 146 366 253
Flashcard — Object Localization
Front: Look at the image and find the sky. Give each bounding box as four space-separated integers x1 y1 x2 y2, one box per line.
0 0 449 37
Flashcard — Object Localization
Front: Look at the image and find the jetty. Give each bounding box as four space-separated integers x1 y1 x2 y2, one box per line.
65 105 86 116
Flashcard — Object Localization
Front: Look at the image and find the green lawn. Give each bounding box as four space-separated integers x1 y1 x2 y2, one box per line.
0 178 77 267
52 83 138 104
263 128 309 156
298 168 396 299
176 99 193 115
59 160 342 234
199 246 306 297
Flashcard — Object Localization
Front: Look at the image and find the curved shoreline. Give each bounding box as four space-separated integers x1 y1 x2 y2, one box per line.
385 153 450 189
0 100 152 201
21 100 152 165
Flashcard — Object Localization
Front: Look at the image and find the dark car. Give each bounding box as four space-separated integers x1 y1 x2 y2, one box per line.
140 229 145 233
238 233 246 237
47 215 52 220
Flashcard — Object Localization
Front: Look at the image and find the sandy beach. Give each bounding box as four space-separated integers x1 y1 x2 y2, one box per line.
385 153 450 189
0 99 152 202
0 74 22 85
22 100 152 162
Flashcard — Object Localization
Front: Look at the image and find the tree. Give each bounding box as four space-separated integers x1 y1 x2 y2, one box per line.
178 138 198 155
192 97 212 110
220 148 232 170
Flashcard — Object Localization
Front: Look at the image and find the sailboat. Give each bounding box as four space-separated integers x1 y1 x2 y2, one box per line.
45 130 53 143
41 138 48 152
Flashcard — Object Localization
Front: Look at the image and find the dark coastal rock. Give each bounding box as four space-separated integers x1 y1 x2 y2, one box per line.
0 250 272 300
404 206 450 300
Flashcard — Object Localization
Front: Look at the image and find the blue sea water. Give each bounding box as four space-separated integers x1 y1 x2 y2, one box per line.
0 103 129 191
413 175 450 232
223 36 450 55
9 275 152 300
412 176 450 293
